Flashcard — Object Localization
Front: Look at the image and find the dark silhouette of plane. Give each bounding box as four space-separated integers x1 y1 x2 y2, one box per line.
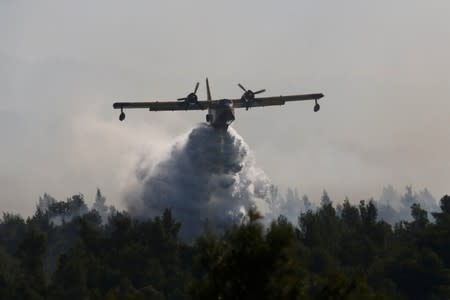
113 79 324 129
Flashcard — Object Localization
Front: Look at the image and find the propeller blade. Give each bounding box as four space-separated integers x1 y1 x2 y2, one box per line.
194 82 200 94
238 83 247 92
254 89 266 94
177 98 187 101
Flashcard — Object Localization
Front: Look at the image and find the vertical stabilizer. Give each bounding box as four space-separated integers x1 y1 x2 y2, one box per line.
206 78 212 101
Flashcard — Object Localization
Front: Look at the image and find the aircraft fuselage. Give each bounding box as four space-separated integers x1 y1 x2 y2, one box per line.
206 99 235 129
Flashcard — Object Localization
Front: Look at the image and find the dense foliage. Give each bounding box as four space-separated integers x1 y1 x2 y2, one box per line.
1 192 450 299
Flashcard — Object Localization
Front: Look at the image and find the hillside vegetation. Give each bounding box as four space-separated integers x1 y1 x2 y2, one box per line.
1 192 450 299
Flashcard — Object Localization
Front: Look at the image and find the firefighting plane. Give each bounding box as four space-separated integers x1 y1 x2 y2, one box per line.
113 79 324 129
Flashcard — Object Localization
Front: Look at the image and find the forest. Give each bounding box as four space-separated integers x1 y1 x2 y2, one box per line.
1 190 450 299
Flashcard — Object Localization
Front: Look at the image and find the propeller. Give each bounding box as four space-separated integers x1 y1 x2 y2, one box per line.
194 82 199 93
238 83 265 100
178 82 200 103
238 83 266 110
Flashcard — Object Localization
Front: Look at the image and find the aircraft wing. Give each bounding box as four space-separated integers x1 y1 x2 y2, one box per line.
113 101 209 111
232 93 324 109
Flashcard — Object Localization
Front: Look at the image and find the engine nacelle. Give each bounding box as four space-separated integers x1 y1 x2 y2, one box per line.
238 84 266 110
187 93 198 104
242 90 255 101
178 82 200 104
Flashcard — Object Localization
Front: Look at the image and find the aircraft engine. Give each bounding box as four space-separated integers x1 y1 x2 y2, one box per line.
238 83 266 110
178 82 200 104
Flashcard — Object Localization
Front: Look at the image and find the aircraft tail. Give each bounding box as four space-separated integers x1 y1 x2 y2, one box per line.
206 78 212 101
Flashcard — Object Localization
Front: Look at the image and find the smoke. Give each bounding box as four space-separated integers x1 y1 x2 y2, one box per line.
37 193 89 226
122 123 442 239
125 123 273 238
376 185 439 223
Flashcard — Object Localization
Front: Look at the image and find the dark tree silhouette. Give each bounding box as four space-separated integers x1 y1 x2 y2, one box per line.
0 192 449 299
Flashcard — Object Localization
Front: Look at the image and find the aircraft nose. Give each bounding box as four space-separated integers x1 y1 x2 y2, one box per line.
224 109 235 124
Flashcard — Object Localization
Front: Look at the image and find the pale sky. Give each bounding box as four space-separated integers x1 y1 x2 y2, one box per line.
2 0 450 216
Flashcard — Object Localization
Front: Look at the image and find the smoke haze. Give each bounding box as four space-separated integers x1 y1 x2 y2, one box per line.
2 1 450 217
123 123 440 238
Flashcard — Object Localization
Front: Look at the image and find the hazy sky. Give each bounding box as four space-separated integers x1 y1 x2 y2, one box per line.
2 0 450 215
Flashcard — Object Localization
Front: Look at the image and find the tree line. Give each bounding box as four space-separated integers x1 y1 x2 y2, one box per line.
1 190 450 299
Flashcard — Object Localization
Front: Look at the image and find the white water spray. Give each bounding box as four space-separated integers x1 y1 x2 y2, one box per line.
126 123 272 238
